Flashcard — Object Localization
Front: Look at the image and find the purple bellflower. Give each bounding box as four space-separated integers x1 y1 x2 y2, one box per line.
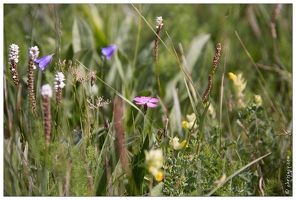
35 54 54 72
133 96 159 108
101 44 116 60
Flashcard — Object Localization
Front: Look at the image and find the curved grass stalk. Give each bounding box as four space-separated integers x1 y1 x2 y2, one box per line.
206 151 272 196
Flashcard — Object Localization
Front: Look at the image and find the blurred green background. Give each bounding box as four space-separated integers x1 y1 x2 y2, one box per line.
4 4 292 105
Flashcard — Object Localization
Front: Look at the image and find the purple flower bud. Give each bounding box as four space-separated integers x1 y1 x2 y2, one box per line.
101 44 116 60
35 54 54 72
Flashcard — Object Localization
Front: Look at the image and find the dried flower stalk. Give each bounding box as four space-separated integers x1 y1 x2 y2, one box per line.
54 72 65 105
114 97 131 176
212 43 221 74
202 75 213 101
8 44 20 86
28 60 36 113
154 16 164 62
202 43 221 101
41 84 52 145
87 96 111 109
270 4 282 39
28 46 39 113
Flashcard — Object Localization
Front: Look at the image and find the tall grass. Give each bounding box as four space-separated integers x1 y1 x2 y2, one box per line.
3 4 292 196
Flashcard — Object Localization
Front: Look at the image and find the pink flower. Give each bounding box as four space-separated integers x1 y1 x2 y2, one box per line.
133 96 159 108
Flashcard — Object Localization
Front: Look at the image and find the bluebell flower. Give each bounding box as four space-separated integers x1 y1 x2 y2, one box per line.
35 54 54 72
101 44 116 60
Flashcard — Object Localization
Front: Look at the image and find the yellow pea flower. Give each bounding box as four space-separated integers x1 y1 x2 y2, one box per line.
169 137 188 150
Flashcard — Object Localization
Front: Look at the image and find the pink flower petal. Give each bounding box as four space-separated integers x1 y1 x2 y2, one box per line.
133 96 159 108
148 98 159 103
133 97 146 104
146 102 157 108
139 96 151 101
135 101 146 105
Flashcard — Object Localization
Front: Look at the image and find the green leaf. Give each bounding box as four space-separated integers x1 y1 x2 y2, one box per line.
72 16 94 53
185 34 211 71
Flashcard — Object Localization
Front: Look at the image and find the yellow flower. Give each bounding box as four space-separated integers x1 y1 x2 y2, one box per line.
180 140 188 148
149 166 164 181
228 72 237 81
254 94 262 106
155 171 164 182
229 72 247 108
182 113 197 129
236 73 247 92
182 121 189 128
169 137 188 150
230 73 246 93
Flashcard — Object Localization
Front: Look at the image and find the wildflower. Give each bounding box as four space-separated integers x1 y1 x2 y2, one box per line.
8 44 20 86
101 44 116 60
134 96 159 114
145 149 164 181
54 72 65 92
145 149 163 169
202 75 213 101
212 43 221 73
182 113 198 129
41 84 52 145
133 96 159 108
228 72 246 95
228 72 237 81
155 16 163 61
156 16 163 29
149 166 164 182
169 136 188 150
254 94 262 106
54 72 65 105
202 42 221 101
41 84 53 97
29 46 39 61
35 54 54 72
228 72 247 108
28 46 40 113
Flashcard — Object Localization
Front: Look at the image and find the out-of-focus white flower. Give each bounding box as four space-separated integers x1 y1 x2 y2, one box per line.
145 149 164 181
41 84 52 97
145 149 163 169
29 46 39 60
156 16 163 28
8 44 19 64
54 72 66 92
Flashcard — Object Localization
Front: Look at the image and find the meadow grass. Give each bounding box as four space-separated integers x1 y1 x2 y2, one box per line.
3 4 292 196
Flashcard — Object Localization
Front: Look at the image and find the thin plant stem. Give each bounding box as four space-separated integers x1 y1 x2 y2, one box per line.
206 152 272 196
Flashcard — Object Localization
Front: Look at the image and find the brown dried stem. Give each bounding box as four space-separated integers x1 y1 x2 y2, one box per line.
42 95 51 145
9 60 19 86
28 60 36 113
202 43 221 101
